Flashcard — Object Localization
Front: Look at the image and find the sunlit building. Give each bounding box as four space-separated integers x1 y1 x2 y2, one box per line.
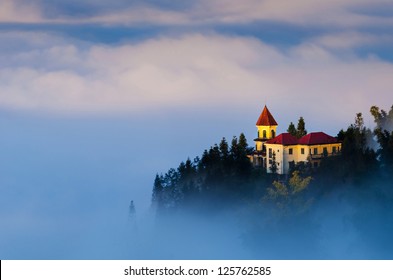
250 106 342 175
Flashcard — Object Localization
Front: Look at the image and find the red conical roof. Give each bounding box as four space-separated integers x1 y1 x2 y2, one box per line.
256 105 278 126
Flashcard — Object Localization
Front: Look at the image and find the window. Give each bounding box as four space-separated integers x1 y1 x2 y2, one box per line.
323 147 328 155
301 148 305 154
269 148 272 158
289 148 293 155
314 147 318 154
257 131 260 138
332 146 337 153
309 148 312 154
271 130 275 138
263 130 267 139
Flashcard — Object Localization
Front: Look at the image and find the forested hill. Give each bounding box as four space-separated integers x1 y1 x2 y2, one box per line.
151 105 393 214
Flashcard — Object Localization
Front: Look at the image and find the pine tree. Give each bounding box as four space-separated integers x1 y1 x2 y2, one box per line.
219 137 229 159
296 117 307 138
287 122 297 137
238 133 248 156
152 174 163 205
129 200 136 217
230 136 239 159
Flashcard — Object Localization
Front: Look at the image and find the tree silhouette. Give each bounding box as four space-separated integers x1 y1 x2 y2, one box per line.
287 122 297 137
296 117 307 138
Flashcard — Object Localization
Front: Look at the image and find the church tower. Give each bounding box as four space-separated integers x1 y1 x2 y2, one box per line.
252 105 278 166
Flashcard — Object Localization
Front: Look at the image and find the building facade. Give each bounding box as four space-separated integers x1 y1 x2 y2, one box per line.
250 106 342 174
251 105 278 168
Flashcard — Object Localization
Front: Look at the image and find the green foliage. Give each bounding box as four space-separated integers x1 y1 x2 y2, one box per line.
264 171 312 216
287 122 297 137
370 105 393 131
370 106 393 175
286 117 307 138
296 117 307 138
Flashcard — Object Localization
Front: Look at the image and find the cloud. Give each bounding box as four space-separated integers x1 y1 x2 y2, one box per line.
2 0 393 28
0 0 43 23
0 31 392 133
205 0 393 27
0 33 278 113
308 32 393 50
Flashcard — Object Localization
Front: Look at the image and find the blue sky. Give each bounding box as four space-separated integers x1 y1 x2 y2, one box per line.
1 0 393 259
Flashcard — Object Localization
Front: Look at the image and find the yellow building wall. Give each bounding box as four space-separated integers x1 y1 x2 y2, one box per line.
255 125 277 152
256 125 277 139
265 142 342 174
308 143 342 155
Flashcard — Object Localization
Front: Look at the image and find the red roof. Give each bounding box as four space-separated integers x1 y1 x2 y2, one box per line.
266 132 338 146
256 105 278 126
266 133 298 145
298 132 338 145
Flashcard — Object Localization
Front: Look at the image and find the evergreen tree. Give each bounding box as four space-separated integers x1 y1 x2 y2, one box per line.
129 200 136 218
287 122 297 137
296 117 307 138
316 111 378 187
235 133 253 180
230 136 239 159
354 112 364 130
286 117 307 138
219 137 229 159
152 174 163 204
238 133 248 155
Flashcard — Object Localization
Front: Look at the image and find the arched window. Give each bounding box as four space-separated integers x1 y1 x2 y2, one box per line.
271 130 275 138
263 130 267 138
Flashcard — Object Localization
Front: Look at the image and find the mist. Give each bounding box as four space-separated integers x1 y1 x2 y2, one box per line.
122 180 393 260
1 111 393 260
0 110 254 259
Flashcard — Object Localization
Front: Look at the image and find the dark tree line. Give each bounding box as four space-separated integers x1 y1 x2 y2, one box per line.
152 133 268 214
308 106 393 190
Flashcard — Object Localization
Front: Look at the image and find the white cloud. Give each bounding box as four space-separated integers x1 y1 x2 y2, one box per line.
0 31 392 133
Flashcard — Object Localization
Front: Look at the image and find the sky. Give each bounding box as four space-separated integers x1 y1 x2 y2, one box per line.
1 0 393 259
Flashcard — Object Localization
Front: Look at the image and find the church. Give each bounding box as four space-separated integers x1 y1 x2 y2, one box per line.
250 106 342 175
